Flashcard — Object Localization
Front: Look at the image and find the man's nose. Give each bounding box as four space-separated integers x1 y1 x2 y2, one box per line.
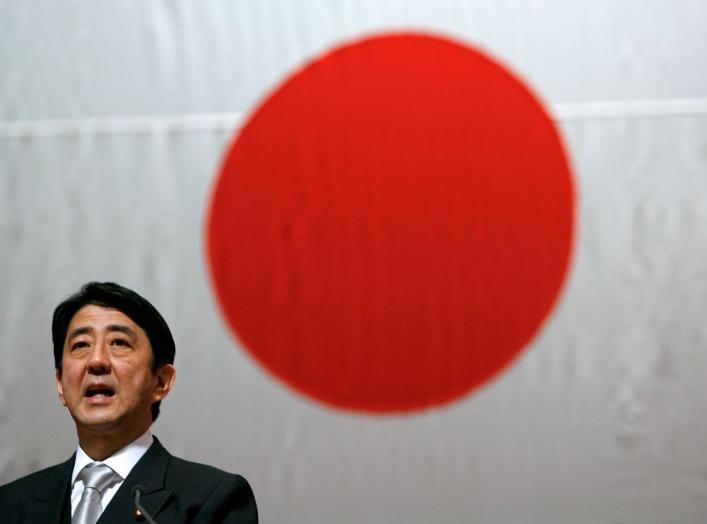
87 343 111 374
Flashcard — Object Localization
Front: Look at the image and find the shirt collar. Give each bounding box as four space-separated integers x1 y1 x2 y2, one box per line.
71 429 153 485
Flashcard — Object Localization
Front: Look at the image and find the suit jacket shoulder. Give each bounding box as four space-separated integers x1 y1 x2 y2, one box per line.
0 457 73 524
165 453 257 523
168 453 253 500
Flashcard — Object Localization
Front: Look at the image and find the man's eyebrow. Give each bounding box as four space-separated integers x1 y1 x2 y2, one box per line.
66 324 138 341
106 324 138 339
66 326 92 340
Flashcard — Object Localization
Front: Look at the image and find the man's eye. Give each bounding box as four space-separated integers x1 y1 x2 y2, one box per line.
112 339 129 347
71 341 89 350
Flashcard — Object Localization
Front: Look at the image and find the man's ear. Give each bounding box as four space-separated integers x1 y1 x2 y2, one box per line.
153 364 176 403
56 369 67 407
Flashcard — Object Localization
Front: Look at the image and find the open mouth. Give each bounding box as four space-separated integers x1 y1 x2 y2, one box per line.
85 387 115 398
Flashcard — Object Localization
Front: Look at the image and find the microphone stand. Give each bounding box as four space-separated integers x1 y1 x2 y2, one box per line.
132 485 158 524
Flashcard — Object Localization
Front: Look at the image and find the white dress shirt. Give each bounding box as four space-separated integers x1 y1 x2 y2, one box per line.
70 429 153 517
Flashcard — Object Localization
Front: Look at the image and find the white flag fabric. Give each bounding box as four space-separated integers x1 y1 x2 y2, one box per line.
2 2 707 523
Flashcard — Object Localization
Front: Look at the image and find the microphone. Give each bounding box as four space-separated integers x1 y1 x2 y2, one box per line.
132 485 158 523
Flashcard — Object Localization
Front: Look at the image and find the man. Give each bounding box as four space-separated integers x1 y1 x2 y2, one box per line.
0 282 258 523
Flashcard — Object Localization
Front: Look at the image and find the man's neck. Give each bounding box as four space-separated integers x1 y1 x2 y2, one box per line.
77 423 152 461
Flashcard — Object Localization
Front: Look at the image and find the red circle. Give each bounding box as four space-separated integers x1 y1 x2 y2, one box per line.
207 33 574 413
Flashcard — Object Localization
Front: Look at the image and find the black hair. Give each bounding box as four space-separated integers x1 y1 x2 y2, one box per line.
52 282 175 421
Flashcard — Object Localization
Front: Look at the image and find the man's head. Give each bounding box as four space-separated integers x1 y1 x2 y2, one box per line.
53 282 176 435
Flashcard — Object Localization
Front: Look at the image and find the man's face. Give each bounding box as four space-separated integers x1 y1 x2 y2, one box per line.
56 305 174 437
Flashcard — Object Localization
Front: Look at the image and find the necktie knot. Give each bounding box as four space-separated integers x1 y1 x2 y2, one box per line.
78 463 118 494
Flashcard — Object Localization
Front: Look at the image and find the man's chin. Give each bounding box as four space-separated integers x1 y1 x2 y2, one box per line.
72 410 122 432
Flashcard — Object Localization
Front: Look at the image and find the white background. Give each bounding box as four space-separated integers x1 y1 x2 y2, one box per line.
1 1 707 522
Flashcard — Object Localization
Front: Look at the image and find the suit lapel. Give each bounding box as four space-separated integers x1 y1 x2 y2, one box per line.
97 437 173 524
25 455 74 524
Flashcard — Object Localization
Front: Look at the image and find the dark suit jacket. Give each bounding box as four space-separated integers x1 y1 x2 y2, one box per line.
0 437 257 523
